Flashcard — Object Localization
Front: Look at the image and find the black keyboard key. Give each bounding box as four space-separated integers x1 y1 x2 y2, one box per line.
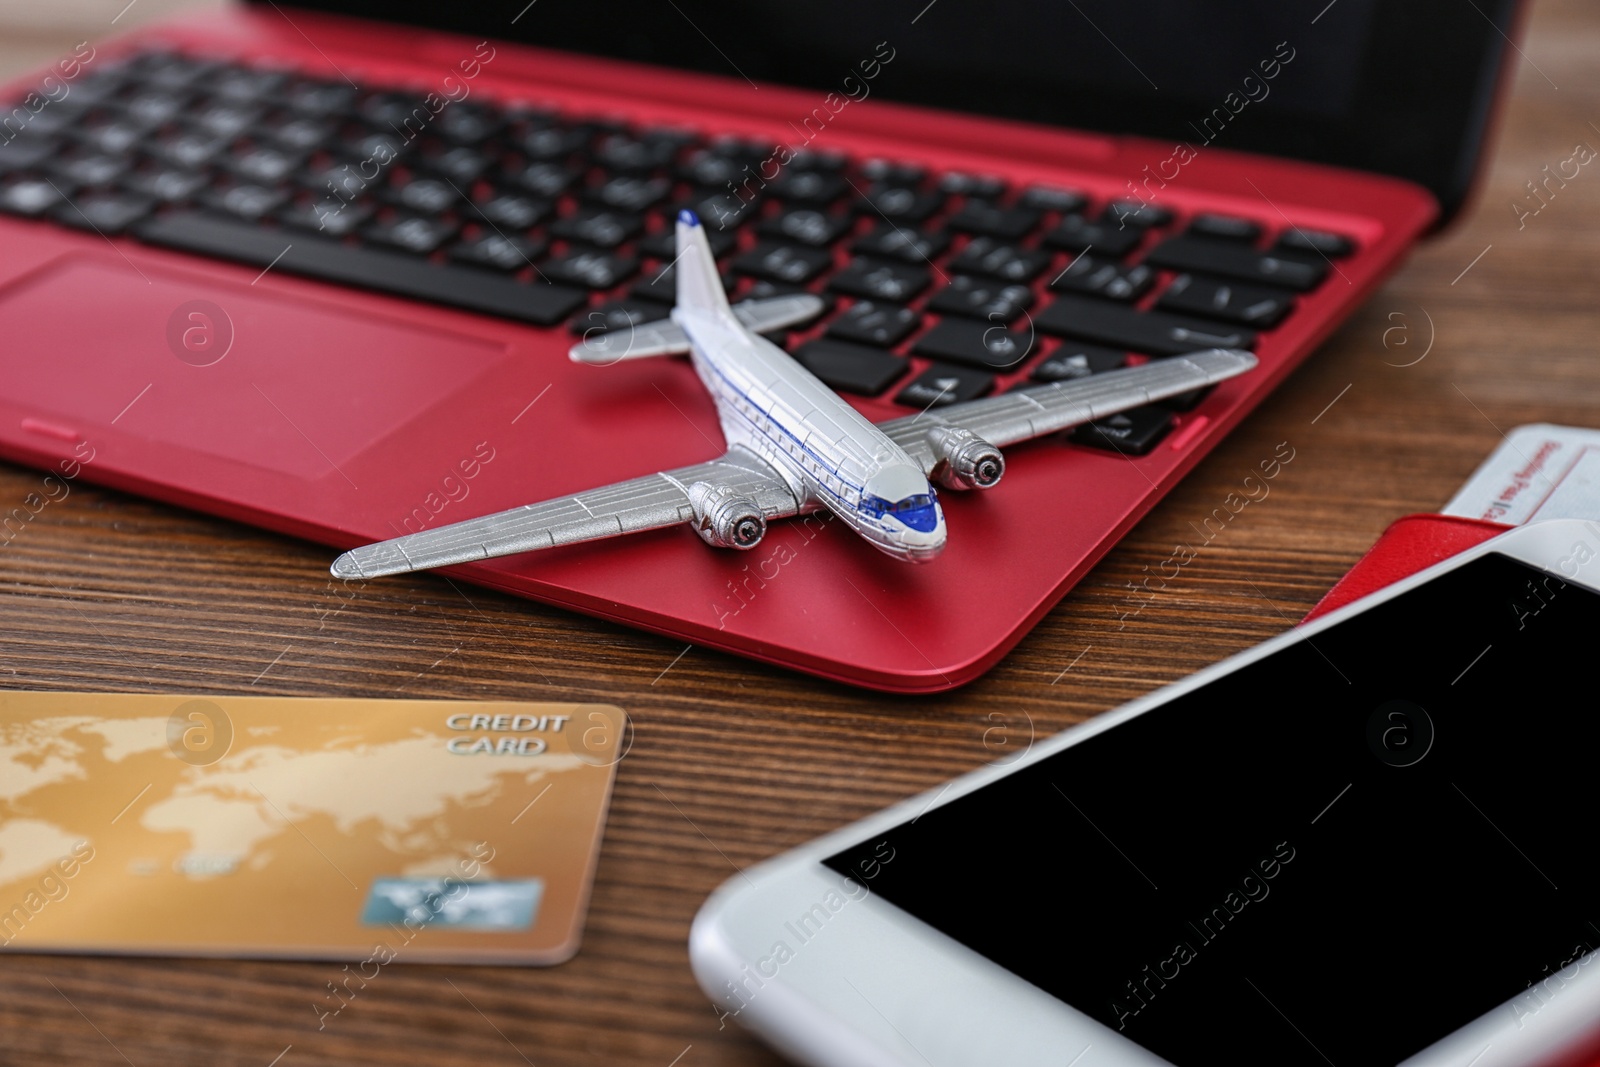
1048 254 1155 301
505 160 581 199
1276 227 1354 258
227 145 304 185
470 190 550 231
0 135 61 173
1157 274 1293 327
1019 184 1088 214
282 78 359 116
385 176 461 215
73 67 137 104
895 363 992 408
302 162 366 201
851 223 949 264
925 275 1034 323
860 159 924 186
75 116 151 155
829 257 930 302
258 114 338 152
938 172 1007 199
678 149 744 188
740 279 834 315
133 211 589 325
449 232 546 272
591 133 675 174
584 175 671 213
1070 406 1174 455
118 88 189 127
912 317 1033 371
353 130 411 163
854 183 943 222
632 262 733 303
364 214 458 255
947 200 1040 241
1144 235 1327 291
23 103 90 139
52 152 127 187
569 299 669 335
516 123 589 162
278 200 373 237
757 207 853 247
192 101 264 140
1031 342 1127 382
641 127 699 150
0 177 70 217
209 66 288 101
826 301 920 346
1155 386 1210 413
137 54 217 92
681 188 760 230
200 183 288 221
1037 294 1255 356
550 207 643 248
731 242 834 284
359 92 428 129
51 190 154 234
1189 214 1262 242
628 264 675 304
637 224 735 260
436 103 504 145
705 135 772 161
541 248 638 289
766 169 846 204
419 146 492 185
122 167 208 203
793 340 907 396
1042 214 1144 258
1102 200 1171 228
949 237 1051 283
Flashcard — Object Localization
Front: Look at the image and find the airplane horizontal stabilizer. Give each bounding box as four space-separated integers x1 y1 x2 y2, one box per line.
568 294 825 364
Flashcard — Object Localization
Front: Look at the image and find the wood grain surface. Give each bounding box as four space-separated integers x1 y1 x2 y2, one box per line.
1 2 1597 1064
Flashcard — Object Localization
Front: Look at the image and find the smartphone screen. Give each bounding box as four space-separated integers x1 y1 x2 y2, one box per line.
827 552 1600 1066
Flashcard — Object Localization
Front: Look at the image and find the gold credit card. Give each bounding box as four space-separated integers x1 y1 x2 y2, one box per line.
0 692 626 964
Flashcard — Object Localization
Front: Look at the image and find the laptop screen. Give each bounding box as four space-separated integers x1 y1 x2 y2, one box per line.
274 0 1519 224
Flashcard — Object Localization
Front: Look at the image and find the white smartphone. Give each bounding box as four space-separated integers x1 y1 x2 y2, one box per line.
691 518 1600 1067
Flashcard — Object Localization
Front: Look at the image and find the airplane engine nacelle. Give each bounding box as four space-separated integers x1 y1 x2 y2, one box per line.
687 482 767 550
926 427 1005 490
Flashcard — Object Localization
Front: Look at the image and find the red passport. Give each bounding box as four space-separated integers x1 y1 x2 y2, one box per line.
1301 513 1513 623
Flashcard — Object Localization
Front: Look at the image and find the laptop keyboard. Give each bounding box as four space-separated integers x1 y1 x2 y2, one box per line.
0 47 1356 456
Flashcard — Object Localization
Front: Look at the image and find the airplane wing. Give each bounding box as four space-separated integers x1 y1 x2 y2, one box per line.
569 293 825 364
876 348 1258 470
330 447 801 579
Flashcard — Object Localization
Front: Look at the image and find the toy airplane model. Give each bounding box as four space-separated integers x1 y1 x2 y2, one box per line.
331 211 1256 580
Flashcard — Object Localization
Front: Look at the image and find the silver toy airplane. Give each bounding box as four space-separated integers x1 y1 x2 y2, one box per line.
331 211 1256 579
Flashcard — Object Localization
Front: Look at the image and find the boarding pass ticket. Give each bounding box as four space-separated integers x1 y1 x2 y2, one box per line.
1443 423 1600 526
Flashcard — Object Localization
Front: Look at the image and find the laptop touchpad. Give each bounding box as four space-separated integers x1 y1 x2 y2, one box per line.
0 256 506 479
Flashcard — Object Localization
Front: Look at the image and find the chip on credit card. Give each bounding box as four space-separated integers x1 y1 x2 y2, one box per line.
0 692 625 964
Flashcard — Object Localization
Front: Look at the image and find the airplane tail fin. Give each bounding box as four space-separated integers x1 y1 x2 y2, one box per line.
674 210 736 322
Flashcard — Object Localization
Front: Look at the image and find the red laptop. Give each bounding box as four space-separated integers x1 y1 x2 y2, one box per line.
0 1 1518 691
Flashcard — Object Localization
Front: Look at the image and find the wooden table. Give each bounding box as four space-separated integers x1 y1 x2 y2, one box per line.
2 2 1597 1063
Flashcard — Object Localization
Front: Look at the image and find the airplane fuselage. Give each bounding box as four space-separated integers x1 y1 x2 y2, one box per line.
674 307 946 561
